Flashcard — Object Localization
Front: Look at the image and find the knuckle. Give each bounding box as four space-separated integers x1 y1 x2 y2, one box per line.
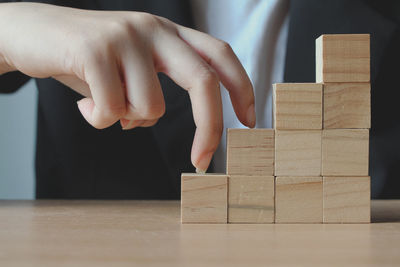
154 16 177 34
137 12 161 29
197 67 219 88
155 15 172 26
215 40 234 56
107 19 130 35
104 19 133 43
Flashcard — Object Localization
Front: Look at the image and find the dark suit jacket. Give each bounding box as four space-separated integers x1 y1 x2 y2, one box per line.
1 0 399 199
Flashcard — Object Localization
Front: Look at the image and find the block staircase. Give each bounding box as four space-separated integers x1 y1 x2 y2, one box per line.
181 34 371 224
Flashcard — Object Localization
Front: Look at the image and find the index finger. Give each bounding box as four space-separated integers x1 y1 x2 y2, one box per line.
154 32 223 172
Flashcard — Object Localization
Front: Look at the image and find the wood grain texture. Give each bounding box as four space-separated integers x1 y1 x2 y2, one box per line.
227 129 274 176
181 173 227 223
275 176 323 223
228 176 274 223
316 34 370 83
323 176 370 223
273 83 323 130
323 83 371 129
0 200 400 266
275 130 322 176
322 129 369 176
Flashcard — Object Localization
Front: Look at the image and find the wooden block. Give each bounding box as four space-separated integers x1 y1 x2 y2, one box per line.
275 130 321 176
181 173 227 223
316 34 370 83
273 83 323 130
275 176 323 223
227 129 274 176
322 129 369 176
228 176 274 223
323 176 370 223
324 83 371 129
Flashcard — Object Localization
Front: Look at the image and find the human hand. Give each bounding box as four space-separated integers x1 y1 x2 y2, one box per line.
0 2 255 171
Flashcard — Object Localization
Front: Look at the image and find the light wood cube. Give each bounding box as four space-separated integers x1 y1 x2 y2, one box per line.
227 129 274 176
324 83 371 129
275 176 323 223
275 130 322 176
323 176 370 223
228 176 274 223
322 129 369 176
181 173 227 223
273 83 323 130
316 34 370 83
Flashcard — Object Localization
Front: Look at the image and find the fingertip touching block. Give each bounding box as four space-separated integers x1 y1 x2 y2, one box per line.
227 129 274 176
322 129 369 176
316 34 370 83
275 176 323 223
323 176 370 223
228 176 274 223
273 83 323 130
275 130 322 176
323 83 371 129
181 173 228 223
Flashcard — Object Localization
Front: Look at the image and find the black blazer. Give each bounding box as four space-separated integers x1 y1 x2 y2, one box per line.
1 0 399 199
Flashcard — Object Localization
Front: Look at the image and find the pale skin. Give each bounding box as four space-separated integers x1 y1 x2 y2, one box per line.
0 2 255 172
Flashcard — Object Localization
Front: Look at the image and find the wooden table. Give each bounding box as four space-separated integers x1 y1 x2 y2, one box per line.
0 200 399 266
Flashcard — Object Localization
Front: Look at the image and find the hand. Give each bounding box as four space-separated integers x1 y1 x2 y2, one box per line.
0 2 255 171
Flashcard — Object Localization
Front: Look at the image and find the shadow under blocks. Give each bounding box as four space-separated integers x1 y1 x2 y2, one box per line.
181 34 371 224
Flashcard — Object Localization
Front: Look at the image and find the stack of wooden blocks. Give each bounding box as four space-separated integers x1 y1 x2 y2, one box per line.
181 34 371 224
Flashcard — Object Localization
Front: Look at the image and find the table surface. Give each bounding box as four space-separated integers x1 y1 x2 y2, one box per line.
0 200 399 267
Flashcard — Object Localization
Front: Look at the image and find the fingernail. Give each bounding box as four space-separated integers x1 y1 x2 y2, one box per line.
196 152 213 173
246 103 256 128
196 168 206 174
77 99 83 108
120 119 131 129
121 120 134 130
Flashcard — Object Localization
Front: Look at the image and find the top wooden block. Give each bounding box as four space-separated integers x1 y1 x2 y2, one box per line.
273 83 323 130
227 129 274 176
316 34 370 83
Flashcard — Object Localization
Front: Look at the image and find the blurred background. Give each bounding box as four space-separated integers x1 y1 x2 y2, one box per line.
0 80 36 199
